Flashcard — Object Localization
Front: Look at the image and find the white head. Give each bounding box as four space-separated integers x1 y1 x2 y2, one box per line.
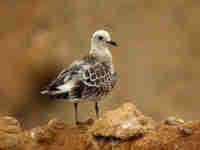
91 30 117 50
90 30 117 73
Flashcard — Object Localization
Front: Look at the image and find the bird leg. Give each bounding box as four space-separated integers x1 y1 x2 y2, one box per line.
74 103 80 125
75 102 99 125
95 102 99 119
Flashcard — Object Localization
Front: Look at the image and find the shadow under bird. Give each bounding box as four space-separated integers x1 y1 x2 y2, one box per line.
41 30 118 125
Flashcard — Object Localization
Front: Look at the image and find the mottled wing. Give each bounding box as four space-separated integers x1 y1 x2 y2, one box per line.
80 62 116 99
41 56 117 101
82 63 111 86
44 63 81 92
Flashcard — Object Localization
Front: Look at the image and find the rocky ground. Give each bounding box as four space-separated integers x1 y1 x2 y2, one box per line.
0 103 199 150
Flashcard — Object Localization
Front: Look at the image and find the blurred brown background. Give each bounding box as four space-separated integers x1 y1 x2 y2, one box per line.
0 0 200 128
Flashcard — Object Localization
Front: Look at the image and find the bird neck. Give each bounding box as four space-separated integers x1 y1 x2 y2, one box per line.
89 48 114 73
90 47 112 62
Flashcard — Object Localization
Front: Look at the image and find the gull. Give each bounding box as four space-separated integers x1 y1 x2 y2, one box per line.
41 30 118 124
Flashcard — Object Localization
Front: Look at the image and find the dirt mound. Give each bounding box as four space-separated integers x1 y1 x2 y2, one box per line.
0 103 199 150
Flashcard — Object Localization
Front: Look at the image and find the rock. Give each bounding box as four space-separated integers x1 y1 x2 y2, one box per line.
30 127 52 143
178 126 193 136
30 119 67 144
90 103 156 140
163 117 184 126
0 133 20 149
0 116 22 133
0 105 200 150
48 119 65 130
0 116 23 150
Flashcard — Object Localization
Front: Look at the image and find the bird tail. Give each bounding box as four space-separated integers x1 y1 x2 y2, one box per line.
40 81 82 100
40 90 49 95
40 89 70 99
40 89 63 95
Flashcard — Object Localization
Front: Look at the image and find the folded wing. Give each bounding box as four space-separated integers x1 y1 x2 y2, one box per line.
41 58 117 101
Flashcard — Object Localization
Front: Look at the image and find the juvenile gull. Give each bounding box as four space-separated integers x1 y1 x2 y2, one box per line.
41 30 117 124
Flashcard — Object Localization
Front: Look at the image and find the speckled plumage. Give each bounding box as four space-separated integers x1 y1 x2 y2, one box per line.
42 55 117 101
41 30 117 124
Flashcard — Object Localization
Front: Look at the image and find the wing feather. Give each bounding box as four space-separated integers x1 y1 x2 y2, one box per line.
81 63 112 87
41 55 117 101
44 62 81 92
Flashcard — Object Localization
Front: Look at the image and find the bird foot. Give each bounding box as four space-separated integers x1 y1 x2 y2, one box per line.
75 118 94 125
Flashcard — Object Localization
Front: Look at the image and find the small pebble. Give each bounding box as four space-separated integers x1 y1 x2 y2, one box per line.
178 126 192 136
163 117 184 126
48 119 65 129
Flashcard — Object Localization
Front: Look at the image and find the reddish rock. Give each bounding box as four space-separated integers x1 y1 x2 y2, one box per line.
90 103 156 140
30 127 53 143
0 116 22 133
163 116 184 126
0 104 200 150
48 119 65 130
30 119 66 144
0 116 23 150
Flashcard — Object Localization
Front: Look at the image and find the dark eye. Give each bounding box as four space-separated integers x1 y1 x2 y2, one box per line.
98 36 103 40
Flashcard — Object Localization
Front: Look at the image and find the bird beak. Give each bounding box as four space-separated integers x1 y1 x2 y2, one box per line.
106 40 118 46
